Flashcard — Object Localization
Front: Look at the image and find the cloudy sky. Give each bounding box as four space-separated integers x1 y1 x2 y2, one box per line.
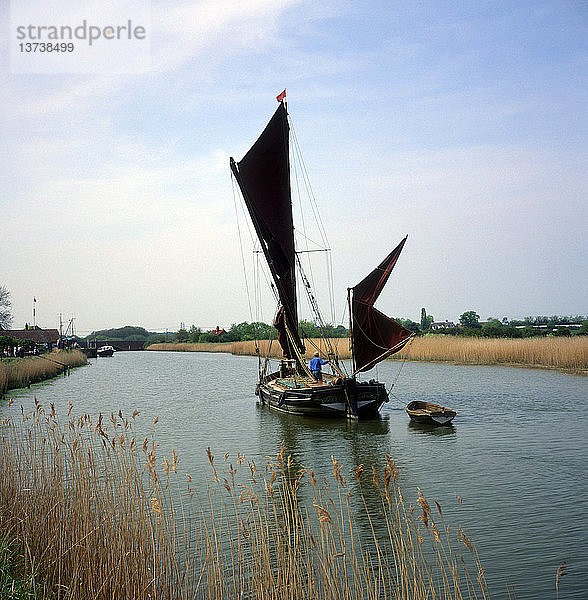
2 0 586 335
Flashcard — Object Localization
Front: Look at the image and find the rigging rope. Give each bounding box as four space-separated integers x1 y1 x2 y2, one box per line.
387 336 415 396
231 173 255 328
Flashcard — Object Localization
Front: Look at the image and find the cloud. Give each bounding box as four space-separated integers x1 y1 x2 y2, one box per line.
152 0 302 72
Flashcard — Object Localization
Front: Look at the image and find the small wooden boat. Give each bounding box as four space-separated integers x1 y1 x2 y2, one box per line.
406 401 456 426
97 345 115 357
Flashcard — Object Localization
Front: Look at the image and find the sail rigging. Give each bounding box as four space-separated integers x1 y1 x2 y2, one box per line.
230 102 305 360
229 98 413 419
350 236 413 374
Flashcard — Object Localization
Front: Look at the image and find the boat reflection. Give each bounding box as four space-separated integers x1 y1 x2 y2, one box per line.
407 421 456 436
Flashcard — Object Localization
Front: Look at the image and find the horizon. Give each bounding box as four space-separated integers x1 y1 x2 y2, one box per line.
2 1 586 334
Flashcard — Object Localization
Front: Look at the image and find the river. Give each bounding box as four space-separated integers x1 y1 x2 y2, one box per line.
3 351 587 599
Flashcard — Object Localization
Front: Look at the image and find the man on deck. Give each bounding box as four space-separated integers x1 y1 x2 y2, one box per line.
309 352 328 382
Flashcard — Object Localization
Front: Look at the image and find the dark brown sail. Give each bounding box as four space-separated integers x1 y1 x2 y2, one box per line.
230 103 304 358
350 236 412 373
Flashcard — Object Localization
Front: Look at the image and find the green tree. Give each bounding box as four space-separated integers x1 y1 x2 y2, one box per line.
396 318 420 333
459 311 481 329
420 308 433 331
481 319 505 338
578 321 588 335
86 326 151 341
554 326 571 337
175 328 189 342
188 325 202 342
0 285 12 329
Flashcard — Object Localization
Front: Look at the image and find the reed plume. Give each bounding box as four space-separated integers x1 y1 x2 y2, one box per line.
0 402 494 599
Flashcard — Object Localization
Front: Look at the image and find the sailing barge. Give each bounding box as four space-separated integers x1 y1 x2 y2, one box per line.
230 99 413 419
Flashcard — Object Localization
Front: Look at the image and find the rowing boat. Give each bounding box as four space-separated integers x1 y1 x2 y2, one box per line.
406 400 456 426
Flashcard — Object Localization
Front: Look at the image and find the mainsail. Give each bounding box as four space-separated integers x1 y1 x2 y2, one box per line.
230 102 304 359
350 236 413 374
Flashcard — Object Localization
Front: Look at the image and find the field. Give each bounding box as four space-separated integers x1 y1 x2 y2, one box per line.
0 350 88 396
0 403 493 599
149 336 588 373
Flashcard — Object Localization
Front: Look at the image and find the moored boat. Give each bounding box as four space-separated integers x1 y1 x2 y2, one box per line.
406 400 456 426
97 345 115 357
230 94 413 419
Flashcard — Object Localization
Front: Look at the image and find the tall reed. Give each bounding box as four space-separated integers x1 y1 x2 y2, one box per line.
0 403 493 599
402 335 588 371
153 337 588 372
0 350 87 396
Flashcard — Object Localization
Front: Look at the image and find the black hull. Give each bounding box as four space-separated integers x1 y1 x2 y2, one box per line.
97 349 114 357
256 373 388 419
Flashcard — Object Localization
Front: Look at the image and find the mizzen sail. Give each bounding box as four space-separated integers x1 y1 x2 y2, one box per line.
230 103 304 359
350 236 412 373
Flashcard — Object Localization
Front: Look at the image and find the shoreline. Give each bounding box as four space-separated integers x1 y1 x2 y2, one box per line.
146 337 588 376
0 350 88 396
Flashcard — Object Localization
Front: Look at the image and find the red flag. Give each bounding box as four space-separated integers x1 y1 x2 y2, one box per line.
276 89 286 102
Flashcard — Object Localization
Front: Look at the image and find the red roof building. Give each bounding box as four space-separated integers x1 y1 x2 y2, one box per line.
0 326 60 345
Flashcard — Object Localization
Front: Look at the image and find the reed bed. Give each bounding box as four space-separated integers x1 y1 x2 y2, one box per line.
167 337 587 372
0 350 87 396
401 335 588 372
0 403 492 600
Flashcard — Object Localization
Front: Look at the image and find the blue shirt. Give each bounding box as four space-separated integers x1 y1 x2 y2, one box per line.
310 357 328 371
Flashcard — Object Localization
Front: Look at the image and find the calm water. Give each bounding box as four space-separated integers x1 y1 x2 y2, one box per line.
3 351 587 599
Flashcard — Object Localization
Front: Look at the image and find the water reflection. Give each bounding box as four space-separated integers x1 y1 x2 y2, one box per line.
407 421 456 436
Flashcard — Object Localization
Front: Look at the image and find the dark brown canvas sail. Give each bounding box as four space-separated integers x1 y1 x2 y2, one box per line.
230 103 304 358
351 236 412 373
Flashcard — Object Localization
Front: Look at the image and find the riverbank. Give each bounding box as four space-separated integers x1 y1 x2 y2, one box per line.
147 336 588 374
0 350 87 396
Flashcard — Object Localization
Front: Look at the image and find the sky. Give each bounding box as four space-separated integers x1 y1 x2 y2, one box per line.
1 0 587 335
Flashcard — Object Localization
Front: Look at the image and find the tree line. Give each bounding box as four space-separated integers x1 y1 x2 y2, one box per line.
153 312 588 344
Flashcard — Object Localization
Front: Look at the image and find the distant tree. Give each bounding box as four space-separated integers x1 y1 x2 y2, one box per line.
553 326 571 337
188 325 202 342
481 319 506 338
420 308 433 331
299 320 348 339
397 318 420 333
175 328 189 342
578 321 588 335
87 326 151 341
145 334 166 346
224 321 274 342
459 311 481 329
0 285 12 329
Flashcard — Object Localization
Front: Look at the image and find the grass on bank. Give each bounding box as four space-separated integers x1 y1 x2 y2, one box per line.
149 336 588 372
0 351 87 397
0 535 38 599
0 403 493 600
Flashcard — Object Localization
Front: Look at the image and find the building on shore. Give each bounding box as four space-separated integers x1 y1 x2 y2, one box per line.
0 326 60 347
430 321 456 330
